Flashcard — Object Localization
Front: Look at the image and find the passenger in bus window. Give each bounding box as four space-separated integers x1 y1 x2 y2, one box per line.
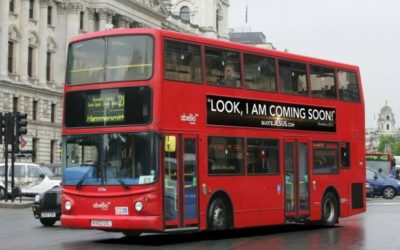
218 64 237 87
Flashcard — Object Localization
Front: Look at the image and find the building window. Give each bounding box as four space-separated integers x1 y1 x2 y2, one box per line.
387 124 390 130
13 97 19 113
10 0 15 12
29 0 34 19
51 103 56 123
180 6 190 22
46 52 51 82
47 6 52 25
32 138 38 163
32 100 38 120
112 15 119 29
80 11 84 30
8 41 14 73
28 47 34 78
50 140 57 163
94 12 99 31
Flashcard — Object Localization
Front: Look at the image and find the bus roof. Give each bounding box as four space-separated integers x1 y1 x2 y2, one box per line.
69 28 360 71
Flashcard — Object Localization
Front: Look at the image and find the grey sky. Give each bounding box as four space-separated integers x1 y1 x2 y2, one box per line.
229 0 400 128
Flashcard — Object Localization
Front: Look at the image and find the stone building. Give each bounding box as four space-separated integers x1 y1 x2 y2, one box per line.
0 0 229 164
366 102 399 152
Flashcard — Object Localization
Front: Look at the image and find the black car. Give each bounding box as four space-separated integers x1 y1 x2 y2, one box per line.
32 186 61 226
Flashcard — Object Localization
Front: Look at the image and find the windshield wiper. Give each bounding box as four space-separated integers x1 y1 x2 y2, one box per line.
76 166 94 189
116 177 130 190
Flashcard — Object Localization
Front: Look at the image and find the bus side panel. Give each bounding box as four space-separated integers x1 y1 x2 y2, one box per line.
200 175 284 229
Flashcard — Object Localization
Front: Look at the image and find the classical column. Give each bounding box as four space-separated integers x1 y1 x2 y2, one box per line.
19 0 30 82
87 8 95 32
98 9 107 30
0 0 10 78
65 2 80 39
38 0 49 87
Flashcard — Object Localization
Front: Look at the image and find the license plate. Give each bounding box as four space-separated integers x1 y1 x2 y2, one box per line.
41 212 56 218
91 220 112 227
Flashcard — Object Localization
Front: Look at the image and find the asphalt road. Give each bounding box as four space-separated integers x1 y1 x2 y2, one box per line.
0 197 399 250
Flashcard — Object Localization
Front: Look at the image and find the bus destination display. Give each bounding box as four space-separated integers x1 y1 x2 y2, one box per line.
86 92 125 123
207 95 336 132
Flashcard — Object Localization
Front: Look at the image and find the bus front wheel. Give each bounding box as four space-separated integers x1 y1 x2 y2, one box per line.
321 192 338 226
208 198 229 231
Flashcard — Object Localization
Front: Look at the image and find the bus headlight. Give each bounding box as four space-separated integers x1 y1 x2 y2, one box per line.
134 201 143 212
65 200 72 211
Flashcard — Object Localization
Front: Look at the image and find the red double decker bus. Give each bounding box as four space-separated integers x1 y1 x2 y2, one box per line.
61 28 365 235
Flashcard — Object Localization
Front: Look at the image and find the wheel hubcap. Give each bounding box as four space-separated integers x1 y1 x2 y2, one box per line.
384 188 394 198
324 199 335 222
213 206 225 229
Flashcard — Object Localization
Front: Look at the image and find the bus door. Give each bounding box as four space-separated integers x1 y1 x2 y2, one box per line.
284 139 310 221
164 134 198 229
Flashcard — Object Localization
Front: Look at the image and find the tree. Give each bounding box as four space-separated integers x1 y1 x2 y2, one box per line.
377 135 400 155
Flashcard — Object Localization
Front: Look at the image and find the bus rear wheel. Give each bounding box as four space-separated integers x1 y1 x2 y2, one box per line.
321 192 338 226
208 198 229 231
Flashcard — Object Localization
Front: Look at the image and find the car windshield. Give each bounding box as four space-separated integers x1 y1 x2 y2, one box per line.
40 166 56 177
62 132 159 186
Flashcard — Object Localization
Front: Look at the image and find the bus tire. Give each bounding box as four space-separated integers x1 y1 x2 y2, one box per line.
208 198 229 231
123 232 141 237
321 192 338 226
383 186 396 199
40 218 57 227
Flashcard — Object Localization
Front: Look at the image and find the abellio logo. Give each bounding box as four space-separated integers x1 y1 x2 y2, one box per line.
93 202 111 210
180 113 198 125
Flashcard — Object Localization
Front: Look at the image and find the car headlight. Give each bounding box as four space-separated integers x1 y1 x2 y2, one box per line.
65 200 72 211
34 194 41 203
134 201 143 212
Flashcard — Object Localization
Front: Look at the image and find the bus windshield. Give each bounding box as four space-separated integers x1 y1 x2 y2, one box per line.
366 160 391 176
62 132 159 186
66 35 153 85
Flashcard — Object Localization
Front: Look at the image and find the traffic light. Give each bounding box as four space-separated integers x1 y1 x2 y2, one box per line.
0 112 4 144
16 112 27 137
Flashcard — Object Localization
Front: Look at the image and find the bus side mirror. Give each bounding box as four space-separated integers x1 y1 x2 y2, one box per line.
165 136 176 153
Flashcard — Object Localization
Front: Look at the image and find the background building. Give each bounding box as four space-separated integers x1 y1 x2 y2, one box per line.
366 102 400 152
0 0 229 164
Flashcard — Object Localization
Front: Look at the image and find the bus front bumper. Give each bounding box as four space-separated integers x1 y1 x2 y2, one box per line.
61 214 163 232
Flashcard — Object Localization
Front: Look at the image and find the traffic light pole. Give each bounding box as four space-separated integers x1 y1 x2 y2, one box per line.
3 113 13 202
1 112 27 202
10 112 16 202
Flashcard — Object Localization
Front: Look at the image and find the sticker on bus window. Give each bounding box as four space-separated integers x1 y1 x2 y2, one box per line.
139 175 154 184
